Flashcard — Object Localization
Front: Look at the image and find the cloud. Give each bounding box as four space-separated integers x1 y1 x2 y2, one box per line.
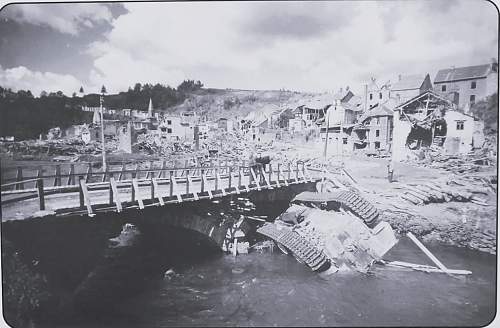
1 3 114 35
240 2 359 42
0 65 83 95
1 1 497 95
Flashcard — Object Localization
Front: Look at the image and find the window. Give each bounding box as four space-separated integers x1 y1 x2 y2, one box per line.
376 117 380 125
441 85 447 92
470 95 475 104
167 128 172 133
376 130 380 137
167 120 172 125
379 93 382 99
369 93 373 100
456 121 464 130
471 81 476 89
343 138 348 145
375 141 380 149
160 127 166 132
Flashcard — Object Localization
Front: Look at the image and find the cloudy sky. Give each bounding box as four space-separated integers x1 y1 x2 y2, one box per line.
0 0 497 96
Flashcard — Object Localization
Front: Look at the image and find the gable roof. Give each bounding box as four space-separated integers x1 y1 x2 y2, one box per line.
395 90 455 111
392 74 426 91
434 64 491 83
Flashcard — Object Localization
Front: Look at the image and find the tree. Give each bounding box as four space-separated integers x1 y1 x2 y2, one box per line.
101 85 107 94
40 91 48 98
79 86 84 94
471 92 498 135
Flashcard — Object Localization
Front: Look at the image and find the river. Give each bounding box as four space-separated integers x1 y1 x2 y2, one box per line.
5 195 496 327
91 238 495 327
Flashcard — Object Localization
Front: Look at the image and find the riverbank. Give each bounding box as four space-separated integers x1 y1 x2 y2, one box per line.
333 155 497 254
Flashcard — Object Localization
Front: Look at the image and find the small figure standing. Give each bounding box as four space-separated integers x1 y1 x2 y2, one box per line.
387 160 394 183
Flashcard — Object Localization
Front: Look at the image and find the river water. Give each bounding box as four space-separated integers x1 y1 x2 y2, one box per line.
100 237 495 327
8 195 495 328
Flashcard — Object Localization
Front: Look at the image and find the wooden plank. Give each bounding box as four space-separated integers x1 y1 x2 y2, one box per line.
263 165 272 188
15 167 24 190
132 178 144 209
152 178 165 205
384 261 471 275
101 165 108 183
170 175 182 202
79 179 93 215
202 174 213 199
53 165 62 187
118 163 125 181
86 164 92 183
157 160 166 179
293 162 299 183
78 175 85 208
218 172 226 196
169 171 174 197
407 232 450 274
304 165 313 182
187 176 199 200
281 166 289 186
201 169 205 192
250 167 261 190
37 178 45 211
66 164 75 185
110 177 122 212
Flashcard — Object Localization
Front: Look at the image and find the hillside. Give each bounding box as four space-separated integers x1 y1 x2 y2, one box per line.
167 88 319 121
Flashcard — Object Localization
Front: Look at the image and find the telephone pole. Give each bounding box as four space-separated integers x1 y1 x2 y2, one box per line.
100 85 107 171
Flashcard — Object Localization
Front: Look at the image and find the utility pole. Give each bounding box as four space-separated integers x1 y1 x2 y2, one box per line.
100 85 107 171
323 107 331 160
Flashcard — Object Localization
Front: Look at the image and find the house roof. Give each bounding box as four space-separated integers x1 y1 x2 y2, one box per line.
360 104 394 121
434 64 491 83
391 74 426 91
395 90 455 112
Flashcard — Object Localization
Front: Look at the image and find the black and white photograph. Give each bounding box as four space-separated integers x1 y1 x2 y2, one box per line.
0 0 498 327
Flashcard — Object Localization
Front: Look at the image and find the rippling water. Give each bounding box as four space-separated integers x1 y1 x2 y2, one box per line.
108 237 495 327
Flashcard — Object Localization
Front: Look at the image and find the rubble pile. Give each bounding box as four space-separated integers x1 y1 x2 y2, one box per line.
0 137 116 160
406 146 496 175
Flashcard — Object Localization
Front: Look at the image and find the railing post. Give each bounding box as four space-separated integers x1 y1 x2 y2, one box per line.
215 167 219 190
131 172 136 202
15 167 24 190
35 166 43 189
186 169 190 195
78 175 85 209
228 166 232 189
86 163 92 183
37 178 45 211
109 173 114 205
151 177 155 201
169 170 174 197
288 163 291 180
238 166 242 188
201 169 205 192
118 163 125 181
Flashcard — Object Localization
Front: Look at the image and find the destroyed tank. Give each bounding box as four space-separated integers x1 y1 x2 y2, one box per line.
257 187 397 274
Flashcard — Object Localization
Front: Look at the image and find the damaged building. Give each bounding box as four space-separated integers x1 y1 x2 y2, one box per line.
392 90 484 160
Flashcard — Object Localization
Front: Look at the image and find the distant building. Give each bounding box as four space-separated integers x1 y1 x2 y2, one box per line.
354 102 394 151
158 115 194 141
217 117 234 132
391 74 433 104
433 62 498 109
364 78 391 110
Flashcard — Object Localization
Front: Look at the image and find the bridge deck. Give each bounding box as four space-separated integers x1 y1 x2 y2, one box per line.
2 162 323 220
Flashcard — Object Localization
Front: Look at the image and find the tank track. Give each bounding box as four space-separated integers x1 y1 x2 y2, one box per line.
330 190 379 227
257 223 329 271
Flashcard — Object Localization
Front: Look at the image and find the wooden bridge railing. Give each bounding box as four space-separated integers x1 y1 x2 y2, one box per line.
1 161 317 216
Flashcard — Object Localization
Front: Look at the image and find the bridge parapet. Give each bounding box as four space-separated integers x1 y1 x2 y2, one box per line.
2 160 325 220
